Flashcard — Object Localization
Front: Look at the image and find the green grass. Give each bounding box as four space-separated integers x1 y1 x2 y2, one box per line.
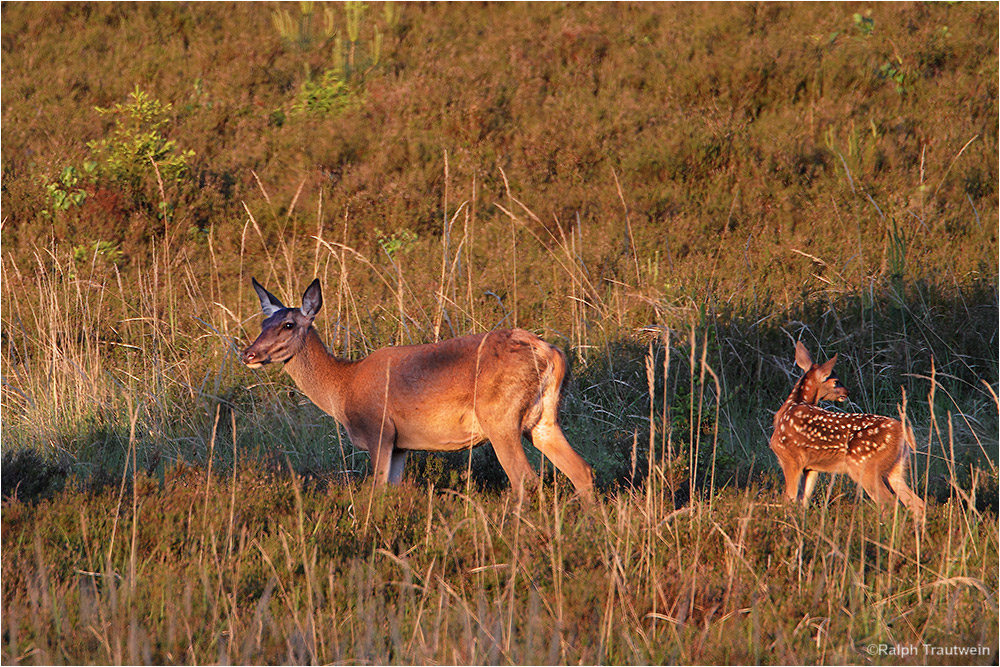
2 2 998 664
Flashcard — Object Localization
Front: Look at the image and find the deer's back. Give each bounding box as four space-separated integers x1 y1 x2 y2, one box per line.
772 403 905 470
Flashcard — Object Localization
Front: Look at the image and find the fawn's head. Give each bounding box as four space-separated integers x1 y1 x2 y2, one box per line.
241 278 322 368
792 341 848 405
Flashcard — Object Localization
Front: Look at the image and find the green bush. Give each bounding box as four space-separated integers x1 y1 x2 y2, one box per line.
290 69 361 116
41 163 95 218
87 85 194 198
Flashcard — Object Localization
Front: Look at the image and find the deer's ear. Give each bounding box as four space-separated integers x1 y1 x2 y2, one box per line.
794 341 814 372
252 278 285 317
301 279 322 320
818 353 838 379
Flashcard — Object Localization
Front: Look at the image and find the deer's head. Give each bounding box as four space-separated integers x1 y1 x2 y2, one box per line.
241 278 322 368
793 341 848 404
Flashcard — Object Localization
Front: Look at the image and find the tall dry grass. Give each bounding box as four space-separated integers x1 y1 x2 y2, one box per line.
2 176 997 667
3 322 997 663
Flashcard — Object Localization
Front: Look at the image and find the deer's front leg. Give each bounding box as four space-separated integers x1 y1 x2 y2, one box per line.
388 450 408 485
776 456 804 503
347 414 397 485
800 470 820 506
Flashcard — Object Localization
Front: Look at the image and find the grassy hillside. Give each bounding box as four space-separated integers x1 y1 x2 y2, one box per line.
1 2 998 664
3 3 997 293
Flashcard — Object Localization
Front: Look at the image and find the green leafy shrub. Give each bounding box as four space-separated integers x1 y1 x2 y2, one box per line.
41 163 95 218
290 69 361 116
71 239 123 266
87 85 194 196
852 12 874 37
375 227 418 259
878 58 911 95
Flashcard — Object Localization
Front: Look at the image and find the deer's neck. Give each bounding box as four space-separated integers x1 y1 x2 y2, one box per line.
283 328 351 423
789 374 821 405
774 377 810 426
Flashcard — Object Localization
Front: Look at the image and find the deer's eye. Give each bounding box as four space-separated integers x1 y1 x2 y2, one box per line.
283 322 295 330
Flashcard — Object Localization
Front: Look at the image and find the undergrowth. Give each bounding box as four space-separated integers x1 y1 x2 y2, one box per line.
3 463 997 664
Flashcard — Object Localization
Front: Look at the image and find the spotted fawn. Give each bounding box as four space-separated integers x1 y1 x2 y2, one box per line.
770 342 925 520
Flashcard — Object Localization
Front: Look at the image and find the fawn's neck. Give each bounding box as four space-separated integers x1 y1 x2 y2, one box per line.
282 328 352 423
774 376 812 426
788 371 826 405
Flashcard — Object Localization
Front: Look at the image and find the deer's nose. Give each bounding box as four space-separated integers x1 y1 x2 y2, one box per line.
241 348 259 365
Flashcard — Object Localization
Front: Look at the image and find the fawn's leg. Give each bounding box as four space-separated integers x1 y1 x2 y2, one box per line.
777 456 804 503
887 462 925 521
859 467 896 512
800 470 820 506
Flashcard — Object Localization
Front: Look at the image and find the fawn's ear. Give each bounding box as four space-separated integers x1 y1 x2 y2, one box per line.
252 278 285 317
794 341 814 372
818 353 838 379
300 279 322 321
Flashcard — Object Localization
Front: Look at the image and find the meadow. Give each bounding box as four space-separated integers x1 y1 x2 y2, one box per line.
2 2 998 664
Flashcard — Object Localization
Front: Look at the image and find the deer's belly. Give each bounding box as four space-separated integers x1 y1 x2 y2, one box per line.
393 413 488 452
395 432 488 452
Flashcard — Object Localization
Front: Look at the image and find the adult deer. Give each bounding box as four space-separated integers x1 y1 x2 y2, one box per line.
769 342 925 520
241 278 594 499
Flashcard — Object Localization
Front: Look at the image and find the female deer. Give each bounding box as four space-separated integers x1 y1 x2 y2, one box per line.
241 278 594 499
770 342 924 520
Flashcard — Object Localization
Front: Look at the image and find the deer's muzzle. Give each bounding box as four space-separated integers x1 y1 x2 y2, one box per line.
241 346 269 368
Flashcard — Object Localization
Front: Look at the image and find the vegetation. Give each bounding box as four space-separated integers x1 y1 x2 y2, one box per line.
3 467 997 664
2 2 997 664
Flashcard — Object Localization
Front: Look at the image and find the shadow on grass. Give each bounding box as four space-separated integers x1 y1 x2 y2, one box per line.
3 279 996 510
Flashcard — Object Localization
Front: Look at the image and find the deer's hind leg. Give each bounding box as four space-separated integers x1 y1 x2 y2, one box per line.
857 465 897 513
529 420 594 500
524 347 594 500
887 461 925 521
481 416 538 494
